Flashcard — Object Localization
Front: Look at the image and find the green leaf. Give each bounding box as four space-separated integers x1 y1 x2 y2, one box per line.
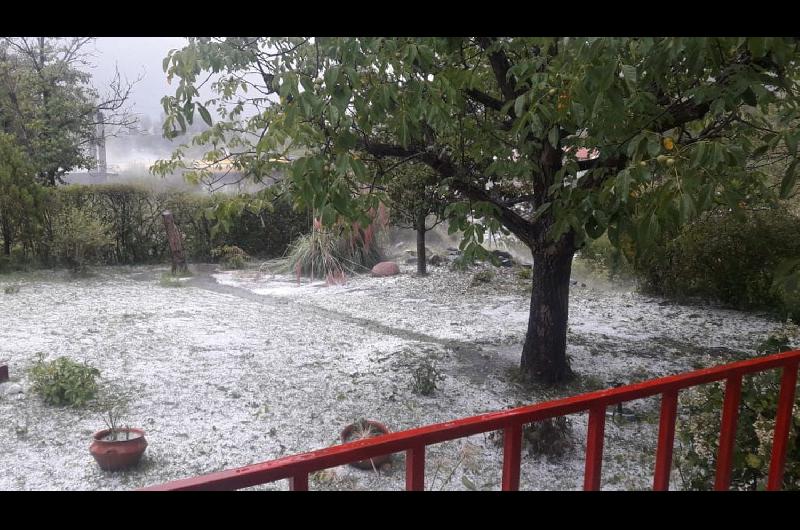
398 116 410 147
462 476 477 490
679 193 694 224
785 133 798 157
647 136 662 158
741 88 757 107
780 159 799 199
531 202 551 220
747 37 766 58
585 215 606 239
548 126 560 147
627 134 647 159
621 64 637 92
692 142 708 167
514 94 526 117
745 453 762 469
616 170 631 201
197 105 212 127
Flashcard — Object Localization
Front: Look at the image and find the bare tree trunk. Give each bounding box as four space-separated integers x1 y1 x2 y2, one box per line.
415 211 427 276
520 235 576 384
1 215 12 256
162 210 188 274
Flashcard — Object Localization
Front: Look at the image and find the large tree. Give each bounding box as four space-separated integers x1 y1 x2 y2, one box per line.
156 37 800 384
0 37 137 186
0 133 41 256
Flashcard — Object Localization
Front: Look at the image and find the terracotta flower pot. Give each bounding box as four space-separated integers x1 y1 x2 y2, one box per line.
340 420 391 470
90 428 148 471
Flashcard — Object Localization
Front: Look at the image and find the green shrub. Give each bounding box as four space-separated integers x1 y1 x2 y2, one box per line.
50 208 113 271
470 269 494 286
523 417 574 458
676 322 800 490
772 258 800 321
29 355 100 407
211 245 250 269
159 272 186 288
450 255 472 271
634 209 800 316
3 184 310 269
411 360 445 396
578 234 634 279
489 415 574 459
0 247 36 273
516 266 532 281
676 373 800 491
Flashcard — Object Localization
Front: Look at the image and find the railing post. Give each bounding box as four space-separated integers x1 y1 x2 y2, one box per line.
289 473 309 491
501 424 523 491
767 362 799 491
406 445 425 491
653 390 679 491
584 405 606 491
714 373 743 491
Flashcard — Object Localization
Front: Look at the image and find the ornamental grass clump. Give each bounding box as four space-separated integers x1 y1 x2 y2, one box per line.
285 206 386 283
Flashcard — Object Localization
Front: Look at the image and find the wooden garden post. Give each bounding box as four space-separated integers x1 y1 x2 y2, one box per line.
162 210 188 274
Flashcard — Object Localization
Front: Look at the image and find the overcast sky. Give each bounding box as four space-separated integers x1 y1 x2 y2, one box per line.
89 37 189 122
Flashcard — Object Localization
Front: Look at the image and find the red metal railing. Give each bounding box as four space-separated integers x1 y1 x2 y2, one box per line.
141 349 800 491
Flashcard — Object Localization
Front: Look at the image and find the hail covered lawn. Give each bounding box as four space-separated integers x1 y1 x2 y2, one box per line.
0 262 781 491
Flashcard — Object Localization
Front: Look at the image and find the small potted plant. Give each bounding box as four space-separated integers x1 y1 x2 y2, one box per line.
340 418 391 470
90 404 147 471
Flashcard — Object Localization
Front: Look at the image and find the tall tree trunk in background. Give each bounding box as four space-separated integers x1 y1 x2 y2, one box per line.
162 210 188 274
1 215 11 256
415 210 427 276
520 234 576 384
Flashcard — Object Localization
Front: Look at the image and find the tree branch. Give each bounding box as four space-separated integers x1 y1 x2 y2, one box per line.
359 139 537 247
464 88 504 111
476 37 519 102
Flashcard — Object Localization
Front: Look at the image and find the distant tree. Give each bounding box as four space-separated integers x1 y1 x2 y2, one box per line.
384 162 449 275
158 37 800 384
0 37 137 186
0 133 42 256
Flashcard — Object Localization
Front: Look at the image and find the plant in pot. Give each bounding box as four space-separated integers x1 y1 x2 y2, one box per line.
90 402 147 471
340 418 391 471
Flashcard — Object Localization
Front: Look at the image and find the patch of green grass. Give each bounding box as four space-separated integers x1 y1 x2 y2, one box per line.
159 273 186 288
516 266 532 280
470 269 495 286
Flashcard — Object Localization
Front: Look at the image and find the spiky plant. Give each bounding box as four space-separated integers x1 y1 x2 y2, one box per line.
284 206 386 283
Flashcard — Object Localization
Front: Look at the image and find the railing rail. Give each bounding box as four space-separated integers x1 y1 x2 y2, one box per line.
141 349 800 491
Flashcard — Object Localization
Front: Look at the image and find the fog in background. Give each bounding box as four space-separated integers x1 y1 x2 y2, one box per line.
82 37 207 177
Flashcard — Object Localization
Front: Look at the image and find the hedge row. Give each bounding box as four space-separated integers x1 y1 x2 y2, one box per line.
632 208 800 318
1 183 310 269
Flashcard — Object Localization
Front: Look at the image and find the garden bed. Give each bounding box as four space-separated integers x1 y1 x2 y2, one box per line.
0 262 784 490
